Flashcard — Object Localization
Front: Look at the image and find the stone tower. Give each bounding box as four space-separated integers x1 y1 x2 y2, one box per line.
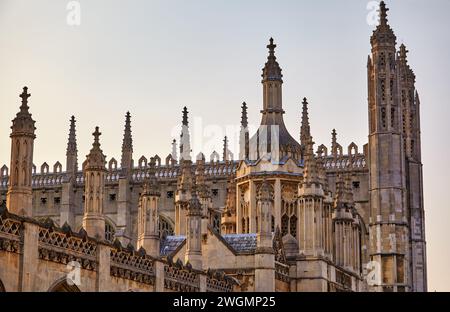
137 158 161 257
367 1 410 291
82 127 107 239
6 87 36 217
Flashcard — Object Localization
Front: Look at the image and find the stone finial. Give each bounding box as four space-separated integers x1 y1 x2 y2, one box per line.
303 136 319 184
67 116 77 154
182 106 189 126
66 116 78 174
241 102 248 128
180 107 191 161
223 136 229 161
370 1 396 46
331 129 338 156
399 44 409 64
85 127 106 170
262 37 283 82
12 86 36 134
334 174 346 209
171 139 178 162
19 86 31 110
122 111 133 151
379 1 389 26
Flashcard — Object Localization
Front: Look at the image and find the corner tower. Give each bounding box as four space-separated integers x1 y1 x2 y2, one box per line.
367 1 410 292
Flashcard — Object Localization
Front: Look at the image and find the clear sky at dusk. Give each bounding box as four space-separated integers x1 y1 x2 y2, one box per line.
0 0 449 291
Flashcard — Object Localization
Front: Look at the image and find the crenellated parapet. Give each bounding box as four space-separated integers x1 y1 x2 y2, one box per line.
316 142 367 173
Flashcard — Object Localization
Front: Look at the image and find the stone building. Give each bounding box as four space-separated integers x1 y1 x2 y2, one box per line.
0 2 426 292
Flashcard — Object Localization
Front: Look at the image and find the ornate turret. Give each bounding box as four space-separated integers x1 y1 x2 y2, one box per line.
82 127 107 239
6 87 36 217
171 139 178 163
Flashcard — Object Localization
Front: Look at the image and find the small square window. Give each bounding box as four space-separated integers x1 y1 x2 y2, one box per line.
167 191 174 199
212 189 219 197
352 181 360 189
41 197 47 205
109 194 116 201
54 197 61 204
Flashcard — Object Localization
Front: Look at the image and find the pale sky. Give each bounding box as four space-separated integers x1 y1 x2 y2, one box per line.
0 0 449 291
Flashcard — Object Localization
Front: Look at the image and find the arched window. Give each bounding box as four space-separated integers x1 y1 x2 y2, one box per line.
105 221 116 243
159 216 174 238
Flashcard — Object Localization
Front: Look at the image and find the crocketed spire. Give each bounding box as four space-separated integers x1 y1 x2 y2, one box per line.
121 112 133 171
67 116 77 154
122 112 133 152
300 97 311 148
66 116 78 174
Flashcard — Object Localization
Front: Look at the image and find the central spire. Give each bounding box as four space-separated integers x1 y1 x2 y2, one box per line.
250 38 301 162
